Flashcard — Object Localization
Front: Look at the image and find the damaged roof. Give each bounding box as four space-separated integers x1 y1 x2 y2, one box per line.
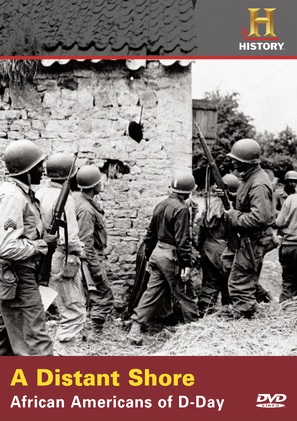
0 0 197 57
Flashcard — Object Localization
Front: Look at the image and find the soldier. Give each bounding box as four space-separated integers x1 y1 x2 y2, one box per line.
36 152 86 355
74 165 114 336
224 139 276 318
264 169 281 210
194 174 240 316
275 180 297 302
282 170 297 200
0 140 55 356
127 170 199 345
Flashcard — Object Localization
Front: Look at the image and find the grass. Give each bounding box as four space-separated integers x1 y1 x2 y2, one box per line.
48 248 297 356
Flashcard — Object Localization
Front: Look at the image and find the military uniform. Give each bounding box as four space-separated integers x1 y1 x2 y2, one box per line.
36 180 86 345
0 178 53 356
195 195 230 315
130 192 198 326
75 193 114 325
276 193 297 302
227 166 275 316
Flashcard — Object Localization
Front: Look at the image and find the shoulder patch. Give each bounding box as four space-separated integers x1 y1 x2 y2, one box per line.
4 219 17 230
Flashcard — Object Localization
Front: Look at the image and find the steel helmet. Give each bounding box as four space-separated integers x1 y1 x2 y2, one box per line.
77 165 102 189
222 174 240 192
227 138 261 164
46 152 77 180
284 170 297 181
170 171 197 194
4 140 45 176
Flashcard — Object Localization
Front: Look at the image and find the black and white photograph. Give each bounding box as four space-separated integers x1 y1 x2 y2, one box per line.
0 58 296 357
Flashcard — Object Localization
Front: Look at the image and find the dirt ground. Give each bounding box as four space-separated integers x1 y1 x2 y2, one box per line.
47 247 297 356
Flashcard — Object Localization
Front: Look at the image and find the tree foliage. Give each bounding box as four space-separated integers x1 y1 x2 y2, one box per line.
193 91 255 187
206 90 255 144
193 90 297 187
256 127 297 182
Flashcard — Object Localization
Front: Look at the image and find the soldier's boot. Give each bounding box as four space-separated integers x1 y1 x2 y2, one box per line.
91 318 105 338
197 302 206 318
127 321 143 346
198 301 215 318
256 284 272 303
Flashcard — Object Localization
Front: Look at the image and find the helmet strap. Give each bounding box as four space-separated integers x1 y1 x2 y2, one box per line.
26 173 36 203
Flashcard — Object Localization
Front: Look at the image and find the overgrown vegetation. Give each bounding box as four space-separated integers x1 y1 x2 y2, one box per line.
256 127 297 182
0 60 40 84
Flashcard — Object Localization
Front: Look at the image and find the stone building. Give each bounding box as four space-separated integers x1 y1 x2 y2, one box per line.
0 58 194 311
0 0 198 311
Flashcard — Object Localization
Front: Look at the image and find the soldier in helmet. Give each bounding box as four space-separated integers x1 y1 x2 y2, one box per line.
264 169 283 213
127 170 199 345
74 165 114 337
281 170 297 204
36 152 86 355
275 172 297 302
194 173 240 316
0 140 56 356
224 139 276 318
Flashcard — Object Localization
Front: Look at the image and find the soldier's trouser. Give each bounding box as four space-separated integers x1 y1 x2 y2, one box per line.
88 261 114 322
228 238 265 316
0 257 53 356
199 239 230 311
50 251 86 342
279 245 297 302
131 243 198 324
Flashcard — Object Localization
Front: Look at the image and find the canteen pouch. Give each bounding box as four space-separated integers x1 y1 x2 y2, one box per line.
0 263 18 300
62 254 80 278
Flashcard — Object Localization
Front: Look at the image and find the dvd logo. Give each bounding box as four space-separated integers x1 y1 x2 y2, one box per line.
256 394 286 408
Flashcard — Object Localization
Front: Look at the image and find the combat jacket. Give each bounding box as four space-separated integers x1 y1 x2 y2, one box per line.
0 178 47 260
75 193 107 276
275 193 297 245
145 192 192 268
228 165 275 237
36 181 82 255
194 196 228 252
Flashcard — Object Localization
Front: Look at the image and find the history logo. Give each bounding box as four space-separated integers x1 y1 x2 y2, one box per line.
240 8 285 51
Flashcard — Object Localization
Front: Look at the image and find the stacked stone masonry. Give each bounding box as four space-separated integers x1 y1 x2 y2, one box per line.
0 60 193 311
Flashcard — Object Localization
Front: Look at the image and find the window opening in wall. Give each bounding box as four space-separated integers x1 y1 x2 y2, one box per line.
100 159 130 179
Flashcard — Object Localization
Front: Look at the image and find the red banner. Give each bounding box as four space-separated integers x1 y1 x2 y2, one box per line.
0 356 294 421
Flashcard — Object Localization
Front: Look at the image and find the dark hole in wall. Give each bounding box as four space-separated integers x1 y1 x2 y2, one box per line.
57 78 78 90
100 159 130 179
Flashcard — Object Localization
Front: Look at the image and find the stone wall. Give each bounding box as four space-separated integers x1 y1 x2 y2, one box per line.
0 60 193 311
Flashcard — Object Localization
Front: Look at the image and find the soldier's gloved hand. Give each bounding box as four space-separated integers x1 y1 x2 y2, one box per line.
181 267 191 283
79 248 87 260
213 187 225 197
272 230 282 247
223 202 234 216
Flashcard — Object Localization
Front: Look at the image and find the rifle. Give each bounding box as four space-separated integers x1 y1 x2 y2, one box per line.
38 152 78 285
81 261 97 292
195 123 258 270
195 123 240 253
195 123 231 211
127 240 150 316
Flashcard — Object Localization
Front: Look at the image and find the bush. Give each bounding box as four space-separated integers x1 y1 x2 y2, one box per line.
261 155 295 183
